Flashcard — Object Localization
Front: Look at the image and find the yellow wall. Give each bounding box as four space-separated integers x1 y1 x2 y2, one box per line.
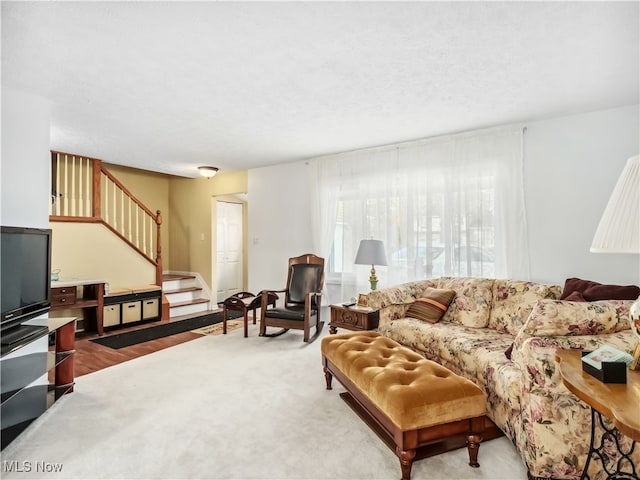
50 222 156 288
169 171 248 291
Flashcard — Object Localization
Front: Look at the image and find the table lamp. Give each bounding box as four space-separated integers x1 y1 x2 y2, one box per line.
355 239 388 291
590 155 640 365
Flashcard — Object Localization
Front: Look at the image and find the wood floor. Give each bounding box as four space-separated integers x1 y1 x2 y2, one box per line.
73 310 219 377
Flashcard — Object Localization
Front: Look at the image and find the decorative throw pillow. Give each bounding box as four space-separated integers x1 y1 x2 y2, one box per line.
489 279 562 335
405 288 456 323
521 299 632 337
562 291 586 302
438 277 494 327
560 277 639 301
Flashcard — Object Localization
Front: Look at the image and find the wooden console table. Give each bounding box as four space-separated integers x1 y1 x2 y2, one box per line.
50 279 106 335
556 349 639 480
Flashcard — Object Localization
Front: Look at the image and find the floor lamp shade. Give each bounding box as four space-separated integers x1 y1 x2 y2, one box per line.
354 239 387 290
590 155 640 358
590 155 639 254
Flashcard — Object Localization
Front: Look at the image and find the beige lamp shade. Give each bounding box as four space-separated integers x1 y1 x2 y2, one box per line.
590 155 639 254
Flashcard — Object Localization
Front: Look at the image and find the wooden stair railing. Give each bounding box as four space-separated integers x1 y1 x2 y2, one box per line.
49 151 163 286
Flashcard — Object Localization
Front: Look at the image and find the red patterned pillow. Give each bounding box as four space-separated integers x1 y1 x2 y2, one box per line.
406 288 456 323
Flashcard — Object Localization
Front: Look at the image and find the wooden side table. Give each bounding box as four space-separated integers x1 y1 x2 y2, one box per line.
329 304 379 334
222 291 277 338
556 349 640 480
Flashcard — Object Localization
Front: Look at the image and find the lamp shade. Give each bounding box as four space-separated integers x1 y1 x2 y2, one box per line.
590 155 640 253
354 239 388 266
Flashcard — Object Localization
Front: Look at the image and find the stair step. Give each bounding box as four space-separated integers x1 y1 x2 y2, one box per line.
163 286 203 295
162 274 196 281
169 298 209 309
169 298 211 318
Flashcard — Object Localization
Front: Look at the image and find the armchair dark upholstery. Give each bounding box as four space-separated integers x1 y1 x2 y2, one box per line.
259 253 325 343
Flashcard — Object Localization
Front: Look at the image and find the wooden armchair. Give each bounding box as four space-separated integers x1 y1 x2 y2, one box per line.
259 253 325 343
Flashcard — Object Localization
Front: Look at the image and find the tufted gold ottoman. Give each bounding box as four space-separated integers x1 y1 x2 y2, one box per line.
321 331 486 480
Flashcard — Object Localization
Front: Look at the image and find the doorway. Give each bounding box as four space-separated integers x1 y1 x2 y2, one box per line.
214 200 244 304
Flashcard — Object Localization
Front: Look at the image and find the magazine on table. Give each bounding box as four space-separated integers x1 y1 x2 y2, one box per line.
581 345 634 370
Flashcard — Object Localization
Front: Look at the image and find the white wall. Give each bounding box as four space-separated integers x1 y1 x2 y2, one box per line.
247 161 313 292
1 88 52 228
248 105 640 293
525 105 639 286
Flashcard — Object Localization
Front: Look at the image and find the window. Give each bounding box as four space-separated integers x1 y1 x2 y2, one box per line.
310 127 527 303
330 170 496 280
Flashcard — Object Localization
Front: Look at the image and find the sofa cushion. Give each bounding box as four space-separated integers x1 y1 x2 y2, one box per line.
405 288 456 323
520 299 634 337
560 277 640 301
379 318 517 433
366 280 437 310
438 277 494 328
489 280 562 335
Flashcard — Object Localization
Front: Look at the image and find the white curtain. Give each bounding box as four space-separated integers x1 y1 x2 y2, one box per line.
309 126 529 304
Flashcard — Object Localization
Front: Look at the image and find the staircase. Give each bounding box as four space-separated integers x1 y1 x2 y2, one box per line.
49 152 219 322
162 273 218 318
50 151 164 285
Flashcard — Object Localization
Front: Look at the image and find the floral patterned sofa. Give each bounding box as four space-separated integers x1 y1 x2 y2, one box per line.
363 277 638 480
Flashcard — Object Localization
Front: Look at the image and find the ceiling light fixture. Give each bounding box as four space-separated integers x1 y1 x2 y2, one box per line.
198 166 219 178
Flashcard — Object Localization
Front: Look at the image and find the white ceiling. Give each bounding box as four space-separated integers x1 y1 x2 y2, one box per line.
3 1 639 178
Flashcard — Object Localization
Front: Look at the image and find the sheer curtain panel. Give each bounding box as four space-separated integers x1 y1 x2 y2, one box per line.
309 126 528 304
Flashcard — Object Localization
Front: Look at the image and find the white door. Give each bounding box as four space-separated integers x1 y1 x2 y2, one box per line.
216 201 244 301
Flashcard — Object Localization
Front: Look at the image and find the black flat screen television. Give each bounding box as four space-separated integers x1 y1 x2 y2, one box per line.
0 226 52 333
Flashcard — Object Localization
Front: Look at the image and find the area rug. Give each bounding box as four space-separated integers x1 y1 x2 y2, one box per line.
191 318 244 335
90 311 243 349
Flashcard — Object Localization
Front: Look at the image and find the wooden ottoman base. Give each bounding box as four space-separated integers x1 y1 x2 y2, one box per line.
321 332 487 480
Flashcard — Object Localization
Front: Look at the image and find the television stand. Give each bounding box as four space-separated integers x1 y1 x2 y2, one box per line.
1 316 76 450
0 325 49 348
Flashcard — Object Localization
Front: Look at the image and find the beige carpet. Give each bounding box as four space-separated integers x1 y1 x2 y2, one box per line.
191 318 245 335
2 321 528 479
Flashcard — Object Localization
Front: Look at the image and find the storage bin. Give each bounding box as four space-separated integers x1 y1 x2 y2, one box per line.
142 298 159 320
103 305 121 327
122 301 142 324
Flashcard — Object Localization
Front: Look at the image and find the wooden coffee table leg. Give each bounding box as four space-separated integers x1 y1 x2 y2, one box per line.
396 447 416 480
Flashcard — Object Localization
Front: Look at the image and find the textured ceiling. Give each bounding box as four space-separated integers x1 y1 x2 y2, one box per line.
2 1 639 178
